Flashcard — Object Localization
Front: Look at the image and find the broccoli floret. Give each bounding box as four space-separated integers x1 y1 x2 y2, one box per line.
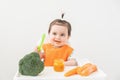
19 52 44 76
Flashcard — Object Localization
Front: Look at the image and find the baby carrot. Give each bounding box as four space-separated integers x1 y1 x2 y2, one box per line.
77 63 92 74
64 67 80 77
77 63 97 76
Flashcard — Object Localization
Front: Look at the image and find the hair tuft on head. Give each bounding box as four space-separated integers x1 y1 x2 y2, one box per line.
61 13 65 19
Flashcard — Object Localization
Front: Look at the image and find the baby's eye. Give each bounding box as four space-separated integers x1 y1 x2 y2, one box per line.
61 33 65 36
53 32 57 35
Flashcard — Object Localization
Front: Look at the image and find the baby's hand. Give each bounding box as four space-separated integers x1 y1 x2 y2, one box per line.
34 46 44 59
39 53 45 59
34 46 39 53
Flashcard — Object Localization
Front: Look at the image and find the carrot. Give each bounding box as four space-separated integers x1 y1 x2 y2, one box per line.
77 63 97 76
77 63 92 74
64 67 80 77
80 63 92 70
64 63 98 77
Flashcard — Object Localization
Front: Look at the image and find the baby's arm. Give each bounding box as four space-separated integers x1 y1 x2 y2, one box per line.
64 51 78 66
34 46 45 59
64 58 78 66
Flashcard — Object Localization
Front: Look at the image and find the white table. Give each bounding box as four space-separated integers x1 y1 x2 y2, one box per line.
13 66 106 80
14 59 106 80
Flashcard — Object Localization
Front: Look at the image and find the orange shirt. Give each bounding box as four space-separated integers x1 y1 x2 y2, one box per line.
42 43 73 66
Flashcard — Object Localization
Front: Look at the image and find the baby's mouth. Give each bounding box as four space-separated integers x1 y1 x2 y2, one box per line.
54 40 61 43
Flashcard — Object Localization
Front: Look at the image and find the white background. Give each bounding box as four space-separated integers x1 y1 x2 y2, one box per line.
0 0 120 80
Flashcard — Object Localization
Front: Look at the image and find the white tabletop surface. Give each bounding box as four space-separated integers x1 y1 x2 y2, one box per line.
13 59 107 80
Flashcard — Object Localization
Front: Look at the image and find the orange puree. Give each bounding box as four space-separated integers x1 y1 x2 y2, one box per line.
53 59 64 72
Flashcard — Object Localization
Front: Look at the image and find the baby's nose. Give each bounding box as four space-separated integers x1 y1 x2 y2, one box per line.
56 35 60 39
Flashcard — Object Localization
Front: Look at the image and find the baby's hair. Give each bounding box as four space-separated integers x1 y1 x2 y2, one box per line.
61 13 65 19
48 14 72 36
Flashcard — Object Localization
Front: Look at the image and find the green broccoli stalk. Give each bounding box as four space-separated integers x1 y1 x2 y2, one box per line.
19 52 44 76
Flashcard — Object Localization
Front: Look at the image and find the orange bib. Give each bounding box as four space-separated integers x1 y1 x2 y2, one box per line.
42 43 73 66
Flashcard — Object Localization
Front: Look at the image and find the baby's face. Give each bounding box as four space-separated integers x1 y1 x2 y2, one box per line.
49 25 69 47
